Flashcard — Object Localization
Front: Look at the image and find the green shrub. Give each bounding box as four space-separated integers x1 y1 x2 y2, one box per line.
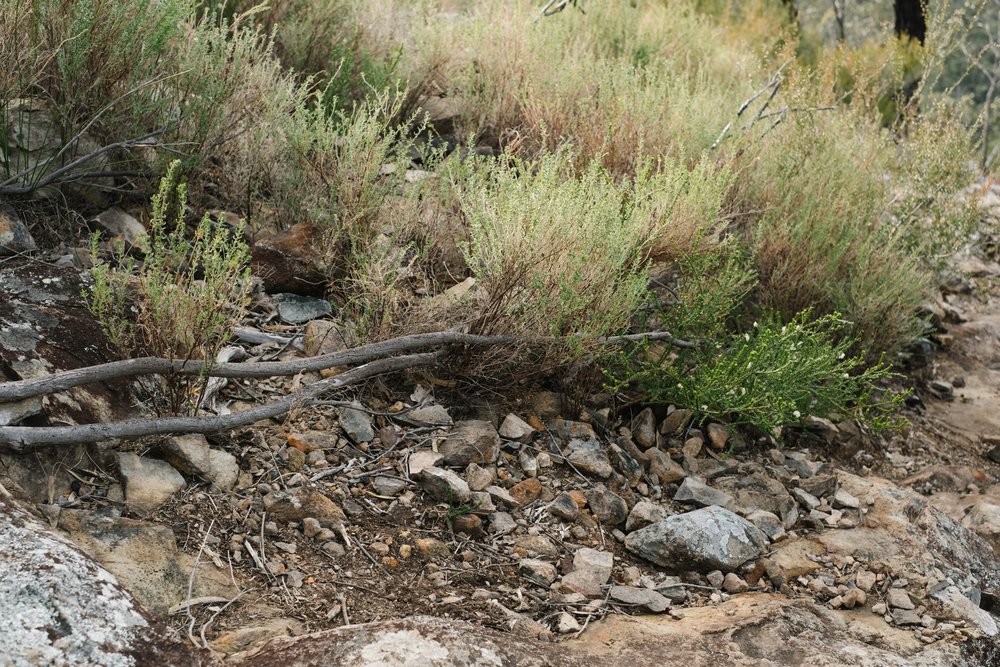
88 161 253 415
610 311 905 435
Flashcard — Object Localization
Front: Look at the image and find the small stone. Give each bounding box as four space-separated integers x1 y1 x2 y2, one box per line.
645 449 686 486
485 485 519 508
285 448 306 472
519 451 538 478
706 423 731 451
273 293 332 324
832 489 860 509
499 414 536 443
722 573 749 593
555 612 581 634
892 609 924 626
560 548 613 597
855 570 877 593
607 444 642 486
489 512 517 536
625 501 670 533
548 419 597 441
453 514 484 537
841 588 867 609
322 541 346 557
417 466 471 503
659 409 692 435
871 602 887 615
682 437 703 459
706 571 725 589
674 478 735 509
338 404 374 443
302 517 321 538
116 452 185 512
510 478 544 505
398 544 412 559
792 488 821 510
470 491 496 513
373 476 407 496
402 404 453 426
549 493 580 522
161 434 239 491
585 484 629 526
262 488 345 528
566 439 613 478
745 510 785 541
519 559 558 587
464 463 495 492
414 538 451 559
0 208 37 256
609 585 670 612
407 450 443 476
514 535 560 559
887 588 915 610
440 420 501 466
631 408 657 449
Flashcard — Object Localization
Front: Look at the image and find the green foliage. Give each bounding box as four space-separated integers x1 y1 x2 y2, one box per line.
610 311 905 434
87 161 253 415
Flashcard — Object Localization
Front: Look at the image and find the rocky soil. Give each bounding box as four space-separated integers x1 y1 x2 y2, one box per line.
2 191 1000 666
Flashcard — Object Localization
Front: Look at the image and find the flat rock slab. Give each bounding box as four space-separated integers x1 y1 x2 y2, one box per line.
625 505 767 572
272 293 332 324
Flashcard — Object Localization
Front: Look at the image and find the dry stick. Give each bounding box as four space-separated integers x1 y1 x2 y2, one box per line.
0 330 691 403
0 352 439 450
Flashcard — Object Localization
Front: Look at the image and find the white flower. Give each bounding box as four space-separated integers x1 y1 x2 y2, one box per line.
677 383 684 389
753 321 759 328
701 405 708 411
792 410 801 418
744 333 751 341
837 352 845 360
843 373 850 379
746 361 752 369
741 387 747 395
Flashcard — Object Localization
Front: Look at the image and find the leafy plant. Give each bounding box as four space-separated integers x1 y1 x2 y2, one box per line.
87 160 254 415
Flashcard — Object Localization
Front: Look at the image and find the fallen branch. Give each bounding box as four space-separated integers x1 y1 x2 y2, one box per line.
0 352 439 451
0 330 691 403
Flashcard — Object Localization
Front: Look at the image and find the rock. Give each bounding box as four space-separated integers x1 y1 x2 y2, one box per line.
855 570 877 593
452 514 484 537
555 612 581 634
717 473 795 523
400 404 453 426
841 588 867 609
417 466 471 503
161 433 239 491
707 571 725 589
608 444 642 486
625 506 767 572
464 463 495 492
58 509 239 617
407 450 443 476
514 535 560 559
798 474 838 499
372 476 407 496
792 487 821 510
485 485 519 508
0 496 200 665
249 222 327 295
519 559 558 587
682 437 703 459
963 501 1000 554
626 501 671 533
338 404 374 443
586 484 629 526
510 478 543 505
549 492 580 521
832 488 861 509
784 454 824 478
745 510 785 541
931 585 998 637
212 618 304 655
632 408 657 449
414 537 450 559
0 208 37 256
901 465 991 494
116 452 185 512
560 548 614 597
469 492 495 513
302 518 321 538
674 478 735 509
262 488 345 527
610 585 670 612
272 293 332 324
566 439 613 478
519 451 538 477
659 409 692 435
722 573 749 593
286 447 306 472
891 609 923 626
645 449 686 486
499 413 536 442
549 419 597 441
439 420 500 466
0 395 42 426
488 512 517 536
302 319 355 356
92 207 145 245
706 423 731 450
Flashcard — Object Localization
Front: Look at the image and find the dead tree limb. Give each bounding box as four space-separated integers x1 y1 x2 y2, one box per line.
0 352 440 451
0 330 692 403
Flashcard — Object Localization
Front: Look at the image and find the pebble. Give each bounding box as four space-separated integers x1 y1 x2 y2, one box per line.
887 588 915 610
555 612 581 634
549 492 581 521
585 484 629 526
722 573 749 593
673 478 735 509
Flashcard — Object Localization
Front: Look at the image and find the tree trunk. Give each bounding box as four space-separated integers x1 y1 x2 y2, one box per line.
894 0 926 44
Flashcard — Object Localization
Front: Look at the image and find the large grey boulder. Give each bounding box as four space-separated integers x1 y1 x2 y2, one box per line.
625 505 767 572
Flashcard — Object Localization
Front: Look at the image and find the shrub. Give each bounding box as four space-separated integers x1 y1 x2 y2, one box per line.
610 311 905 435
88 161 254 415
